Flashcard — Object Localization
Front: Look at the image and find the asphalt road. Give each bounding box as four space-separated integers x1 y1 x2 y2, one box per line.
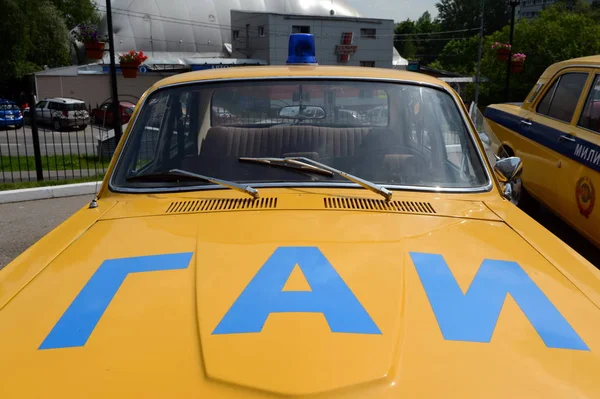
0 195 90 270
0 124 104 157
0 194 598 272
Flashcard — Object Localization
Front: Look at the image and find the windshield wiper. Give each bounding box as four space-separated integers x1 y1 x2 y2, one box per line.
239 157 335 177
239 157 392 202
125 169 259 199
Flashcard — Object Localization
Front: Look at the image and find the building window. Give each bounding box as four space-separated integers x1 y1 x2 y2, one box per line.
258 26 265 37
360 61 376 67
292 25 310 34
360 28 376 39
233 30 239 41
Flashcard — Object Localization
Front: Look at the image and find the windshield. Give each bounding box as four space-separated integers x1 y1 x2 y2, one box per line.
111 79 489 192
0 103 18 111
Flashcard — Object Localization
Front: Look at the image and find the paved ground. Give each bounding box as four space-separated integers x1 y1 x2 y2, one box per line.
0 195 90 270
533 206 600 268
0 124 103 157
0 194 598 272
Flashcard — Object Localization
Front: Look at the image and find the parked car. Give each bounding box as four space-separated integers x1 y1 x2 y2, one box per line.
91 101 135 126
2 35 600 398
484 55 600 248
0 99 24 129
33 97 90 130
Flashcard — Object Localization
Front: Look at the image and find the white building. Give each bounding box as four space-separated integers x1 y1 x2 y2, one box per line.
36 0 407 106
230 11 395 68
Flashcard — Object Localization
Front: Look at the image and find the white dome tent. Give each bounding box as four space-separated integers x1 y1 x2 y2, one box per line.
77 0 405 67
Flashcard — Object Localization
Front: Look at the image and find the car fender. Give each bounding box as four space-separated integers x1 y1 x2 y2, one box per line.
0 199 118 310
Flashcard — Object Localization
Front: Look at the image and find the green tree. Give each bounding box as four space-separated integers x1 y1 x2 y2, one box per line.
430 2 600 106
479 5 600 105
394 19 417 60
0 0 98 85
436 0 510 35
414 12 444 64
49 0 101 29
394 12 443 64
435 35 481 75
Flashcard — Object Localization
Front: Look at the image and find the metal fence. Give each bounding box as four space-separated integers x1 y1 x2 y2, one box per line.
0 104 116 185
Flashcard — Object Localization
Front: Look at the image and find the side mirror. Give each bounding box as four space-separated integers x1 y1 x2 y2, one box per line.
493 156 523 183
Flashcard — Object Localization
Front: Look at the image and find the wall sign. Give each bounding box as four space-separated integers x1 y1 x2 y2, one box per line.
336 32 358 63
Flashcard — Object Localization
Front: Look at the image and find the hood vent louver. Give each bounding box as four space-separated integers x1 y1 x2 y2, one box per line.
324 198 436 214
166 198 278 214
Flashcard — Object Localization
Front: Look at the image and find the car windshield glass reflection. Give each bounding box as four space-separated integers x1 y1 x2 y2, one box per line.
112 80 488 191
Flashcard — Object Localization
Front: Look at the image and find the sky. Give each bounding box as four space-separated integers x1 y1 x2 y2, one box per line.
345 0 439 22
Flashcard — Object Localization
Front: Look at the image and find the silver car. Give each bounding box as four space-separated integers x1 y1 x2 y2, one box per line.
33 98 90 130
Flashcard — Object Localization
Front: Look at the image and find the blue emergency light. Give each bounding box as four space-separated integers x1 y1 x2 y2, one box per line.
286 33 318 64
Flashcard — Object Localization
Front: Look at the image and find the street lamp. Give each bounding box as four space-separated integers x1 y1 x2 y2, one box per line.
504 0 521 102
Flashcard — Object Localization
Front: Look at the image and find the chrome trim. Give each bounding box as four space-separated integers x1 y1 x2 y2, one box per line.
111 181 492 195
559 134 577 143
520 119 532 126
493 157 523 184
108 75 494 195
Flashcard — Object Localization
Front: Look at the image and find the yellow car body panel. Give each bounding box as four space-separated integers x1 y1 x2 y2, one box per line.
1 65 599 398
484 57 600 247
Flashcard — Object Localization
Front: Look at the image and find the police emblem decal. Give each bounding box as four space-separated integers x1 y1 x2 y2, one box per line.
576 176 595 218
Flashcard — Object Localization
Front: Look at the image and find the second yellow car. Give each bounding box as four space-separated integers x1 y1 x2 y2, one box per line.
484 55 600 248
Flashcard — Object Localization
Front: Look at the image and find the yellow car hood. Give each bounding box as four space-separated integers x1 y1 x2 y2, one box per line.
1 203 599 398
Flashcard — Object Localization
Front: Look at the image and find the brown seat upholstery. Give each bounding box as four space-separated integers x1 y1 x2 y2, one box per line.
183 125 429 183
199 125 372 159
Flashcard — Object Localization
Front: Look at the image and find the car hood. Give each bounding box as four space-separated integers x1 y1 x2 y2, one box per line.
1 203 599 398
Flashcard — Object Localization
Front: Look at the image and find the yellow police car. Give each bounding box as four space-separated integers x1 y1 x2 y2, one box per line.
484 55 600 248
1 35 599 398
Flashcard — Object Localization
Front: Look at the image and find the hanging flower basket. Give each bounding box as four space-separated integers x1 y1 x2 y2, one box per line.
120 62 140 78
492 42 512 62
84 41 105 60
511 62 524 74
118 51 149 79
73 24 105 60
511 53 527 74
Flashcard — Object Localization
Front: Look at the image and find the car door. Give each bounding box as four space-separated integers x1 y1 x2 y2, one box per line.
35 101 48 122
525 69 590 213
564 71 600 247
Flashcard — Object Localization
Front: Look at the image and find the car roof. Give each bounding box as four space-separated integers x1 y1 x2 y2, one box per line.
540 55 600 80
44 97 85 103
150 65 454 92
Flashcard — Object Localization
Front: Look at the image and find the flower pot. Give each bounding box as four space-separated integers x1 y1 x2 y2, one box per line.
511 61 524 74
496 48 511 62
84 41 105 60
120 62 139 78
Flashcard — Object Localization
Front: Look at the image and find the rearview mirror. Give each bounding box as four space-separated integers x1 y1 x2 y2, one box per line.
493 156 523 183
279 105 325 119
